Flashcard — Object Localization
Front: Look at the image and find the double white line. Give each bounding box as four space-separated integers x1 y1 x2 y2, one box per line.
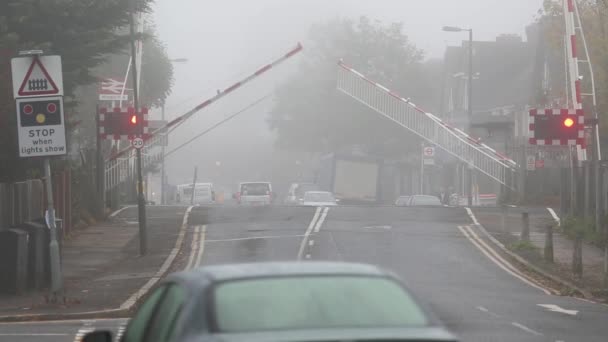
458 225 552 295
297 207 330 260
185 225 207 270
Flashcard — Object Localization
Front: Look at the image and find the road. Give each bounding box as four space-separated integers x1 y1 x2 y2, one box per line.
2 204 608 341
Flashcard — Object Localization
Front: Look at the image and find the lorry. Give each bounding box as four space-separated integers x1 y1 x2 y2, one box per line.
317 153 382 204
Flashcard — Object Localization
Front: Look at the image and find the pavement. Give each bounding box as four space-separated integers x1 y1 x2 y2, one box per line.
472 206 608 296
2 204 608 341
0 205 191 340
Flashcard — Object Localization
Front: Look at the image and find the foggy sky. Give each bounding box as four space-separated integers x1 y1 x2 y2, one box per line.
150 0 544 186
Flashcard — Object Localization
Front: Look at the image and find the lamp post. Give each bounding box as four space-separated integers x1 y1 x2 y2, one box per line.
443 26 473 131
444 26 474 206
160 58 188 205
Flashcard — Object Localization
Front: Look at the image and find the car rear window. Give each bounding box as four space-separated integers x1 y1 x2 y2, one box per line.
241 183 270 196
212 276 428 332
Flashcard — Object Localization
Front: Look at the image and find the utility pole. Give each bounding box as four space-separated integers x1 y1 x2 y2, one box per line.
129 0 147 255
190 166 198 205
161 101 166 205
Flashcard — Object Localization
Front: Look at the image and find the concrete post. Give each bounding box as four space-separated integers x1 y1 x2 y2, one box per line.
544 224 554 263
521 212 530 242
573 232 583 278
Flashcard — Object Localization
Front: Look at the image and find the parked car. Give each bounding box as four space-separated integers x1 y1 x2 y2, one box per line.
235 182 274 206
395 195 411 207
82 262 457 342
284 182 320 205
407 195 443 207
301 191 339 206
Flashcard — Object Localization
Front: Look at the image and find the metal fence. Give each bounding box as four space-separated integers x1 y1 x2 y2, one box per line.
0 180 44 228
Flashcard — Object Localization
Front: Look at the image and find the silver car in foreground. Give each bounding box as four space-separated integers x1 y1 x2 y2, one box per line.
83 262 458 342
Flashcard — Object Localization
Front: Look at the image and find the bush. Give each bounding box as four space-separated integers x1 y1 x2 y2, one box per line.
561 216 606 248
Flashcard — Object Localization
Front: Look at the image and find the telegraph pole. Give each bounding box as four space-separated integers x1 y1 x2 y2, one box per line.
129 0 147 255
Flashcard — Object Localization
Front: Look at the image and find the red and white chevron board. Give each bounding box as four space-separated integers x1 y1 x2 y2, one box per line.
98 106 149 140
528 108 585 147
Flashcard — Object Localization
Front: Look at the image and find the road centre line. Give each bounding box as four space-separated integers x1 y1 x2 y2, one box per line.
458 226 551 295
185 226 201 270
314 207 330 233
297 207 322 260
194 225 207 268
511 322 543 336
120 206 194 310
205 234 306 243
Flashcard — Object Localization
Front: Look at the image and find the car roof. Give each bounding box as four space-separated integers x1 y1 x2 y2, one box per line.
305 191 332 195
170 262 389 284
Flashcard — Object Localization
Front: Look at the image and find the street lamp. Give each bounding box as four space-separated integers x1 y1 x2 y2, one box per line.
444 26 474 207
160 57 188 205
443 26 473 130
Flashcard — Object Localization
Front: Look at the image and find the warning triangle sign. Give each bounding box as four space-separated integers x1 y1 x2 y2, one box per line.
18 57 60 96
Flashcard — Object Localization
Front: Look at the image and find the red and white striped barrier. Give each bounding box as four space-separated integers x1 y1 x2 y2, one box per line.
109 43 303 161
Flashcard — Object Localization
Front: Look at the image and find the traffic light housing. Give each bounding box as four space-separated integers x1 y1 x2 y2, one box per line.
19 99 62 127
98 107 148 139
529 108 584 146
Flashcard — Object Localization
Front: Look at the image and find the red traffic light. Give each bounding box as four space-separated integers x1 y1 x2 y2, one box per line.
563 117 575 128
130 115 138 125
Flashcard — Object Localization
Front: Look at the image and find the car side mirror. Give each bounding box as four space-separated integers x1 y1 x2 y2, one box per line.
82 331 112 342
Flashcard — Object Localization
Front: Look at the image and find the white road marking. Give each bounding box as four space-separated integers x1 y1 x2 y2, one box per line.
74 326 95 342
120 206 194 310
109 205 134 218
547 207 561 226
314 207 330 233
458 226 551 295
309 240 315 246
185 226 201 270
0 318 129 326
194 225 207 268
538 304 579 316
465 207 480 225
476 306 501 318
297 207 322 260
205 234 305 242
511 322 543 336
115 325 126 341
363 225 392 230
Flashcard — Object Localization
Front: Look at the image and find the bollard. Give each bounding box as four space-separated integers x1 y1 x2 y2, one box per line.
521 212 530 242
501 205 508 233
573 232 583 278
544 224 554 263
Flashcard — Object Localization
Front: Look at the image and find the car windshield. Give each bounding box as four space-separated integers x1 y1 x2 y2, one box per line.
304 192 335 202
212 276 428 332
411 196 442 206
241 183 270 196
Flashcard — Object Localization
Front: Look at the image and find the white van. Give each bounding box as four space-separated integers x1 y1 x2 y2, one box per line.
176 183 215 205
236 182 273 206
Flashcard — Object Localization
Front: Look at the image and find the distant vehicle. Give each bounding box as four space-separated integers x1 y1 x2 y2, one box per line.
176 183 215 205
301 191 339 206
284 182 320 204
395 195 411 207
82 262 457 342
318 153 381 204
236 182 273 206
408 195 443 207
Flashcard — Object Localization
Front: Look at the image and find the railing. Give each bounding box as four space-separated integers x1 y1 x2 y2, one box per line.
337 61 517 188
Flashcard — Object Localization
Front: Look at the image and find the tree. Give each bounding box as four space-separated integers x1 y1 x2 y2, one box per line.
268 17 439 157
0 0 157 182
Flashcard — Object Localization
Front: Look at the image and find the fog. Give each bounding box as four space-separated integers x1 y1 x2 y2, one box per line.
147 0 543 201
